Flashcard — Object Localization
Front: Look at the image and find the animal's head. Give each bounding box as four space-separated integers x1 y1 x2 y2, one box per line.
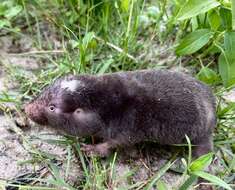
24 75 103 136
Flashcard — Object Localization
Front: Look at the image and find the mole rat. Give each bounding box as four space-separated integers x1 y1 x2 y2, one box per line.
24 69 216 157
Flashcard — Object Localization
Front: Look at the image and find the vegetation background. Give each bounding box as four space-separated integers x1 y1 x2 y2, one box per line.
0 0 234 189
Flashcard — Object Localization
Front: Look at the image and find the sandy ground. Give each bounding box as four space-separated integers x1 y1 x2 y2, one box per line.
0 29 233 189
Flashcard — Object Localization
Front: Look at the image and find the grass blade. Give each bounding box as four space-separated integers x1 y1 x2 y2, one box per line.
179 174 198 190
144 154 177 190
192 171 232 190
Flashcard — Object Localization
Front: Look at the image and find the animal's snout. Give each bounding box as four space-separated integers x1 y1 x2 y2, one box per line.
24 102 48 125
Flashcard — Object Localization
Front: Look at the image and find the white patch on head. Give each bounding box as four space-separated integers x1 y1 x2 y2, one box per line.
60 79 83 92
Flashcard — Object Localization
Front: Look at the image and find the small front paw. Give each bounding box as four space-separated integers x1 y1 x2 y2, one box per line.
80 143 95 156
80 143 110 157
94 144 110 157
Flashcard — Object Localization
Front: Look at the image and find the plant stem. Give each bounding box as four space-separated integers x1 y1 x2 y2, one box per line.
126 0 134 38
232 0 235 30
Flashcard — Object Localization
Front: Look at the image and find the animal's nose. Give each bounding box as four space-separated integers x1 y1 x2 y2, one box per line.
24 104 29 114
24 103 48 125
24 103 33 117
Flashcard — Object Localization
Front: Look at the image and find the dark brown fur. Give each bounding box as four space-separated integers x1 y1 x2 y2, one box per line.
25 69 216 157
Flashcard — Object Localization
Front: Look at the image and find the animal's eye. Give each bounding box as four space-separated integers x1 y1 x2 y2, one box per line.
48 105 55 112
75 108 83 114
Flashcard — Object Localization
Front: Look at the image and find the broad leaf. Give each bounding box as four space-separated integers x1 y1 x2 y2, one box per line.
177 0 220 20
208 9 221 30
219 7 232 30
224 32 235 52
218 52 235 87
5 5 22 18
176 29 214 55
192 171 232 190
196 67 220 84
189 153 213 172
218 32 235 87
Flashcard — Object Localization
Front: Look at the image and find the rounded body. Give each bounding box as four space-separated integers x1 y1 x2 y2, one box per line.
25 69 216 156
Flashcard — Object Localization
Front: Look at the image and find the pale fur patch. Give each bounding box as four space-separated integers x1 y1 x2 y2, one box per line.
60 79 83 92
203 100 214 129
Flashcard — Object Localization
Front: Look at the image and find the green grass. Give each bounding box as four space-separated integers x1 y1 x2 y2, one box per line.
0 0 235 189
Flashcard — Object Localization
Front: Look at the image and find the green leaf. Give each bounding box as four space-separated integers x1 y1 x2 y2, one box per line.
179 174 198 190
5 5 22 18
144 158 176 190
208 9 221 30
224 32 235 52
189 153 213 172
196 67 220 84
82 32 95 50
177 0 220 20
232 0 235 30
191 17 199 31
74 143 90 182
69 39 79 49
0 4 8 16
121 0 130 12
218 32 235 87
217 102 235 118
176 29 214 55
98 59 113 74
192 171 232 190
156 180 168 190
205 43 221 55
219 7 232 30
147 6 160 18
0 19 10 29
197 13 210 28
219 52 235 87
